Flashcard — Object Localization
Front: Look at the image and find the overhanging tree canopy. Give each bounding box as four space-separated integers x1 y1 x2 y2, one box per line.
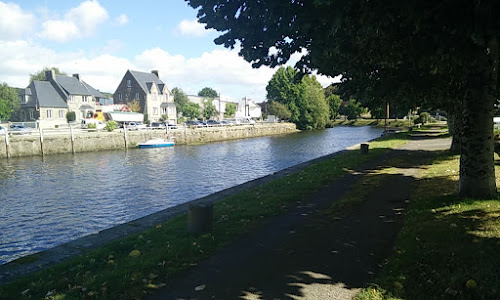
187 0 500 198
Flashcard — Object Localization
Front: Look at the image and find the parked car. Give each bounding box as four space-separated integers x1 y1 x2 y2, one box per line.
126 122 146 130
185 120 203 127
206 120 221 126
149 122 166 130
9 124 31 134
0 125 5 135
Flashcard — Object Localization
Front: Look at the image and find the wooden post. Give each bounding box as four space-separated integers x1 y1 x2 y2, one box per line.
70 125 75 154
360 143 369 154
188 203 214 235
38 125 44 156
123 124 128 148
4 128 10 159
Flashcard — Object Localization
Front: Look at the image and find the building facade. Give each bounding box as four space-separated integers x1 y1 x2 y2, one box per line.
113 70 177 124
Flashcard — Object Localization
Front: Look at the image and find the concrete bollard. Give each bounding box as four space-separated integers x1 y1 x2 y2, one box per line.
360 143 369 154
187 202 214 235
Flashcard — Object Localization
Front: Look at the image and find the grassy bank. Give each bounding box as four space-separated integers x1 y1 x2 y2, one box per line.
356 154 500 299
331 119 411 128
0 133 409 299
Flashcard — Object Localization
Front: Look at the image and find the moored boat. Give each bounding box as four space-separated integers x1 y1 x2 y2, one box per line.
138 139 175 148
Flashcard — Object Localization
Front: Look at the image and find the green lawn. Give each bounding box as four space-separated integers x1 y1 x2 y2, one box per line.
0 133 410 299
356 154 500 300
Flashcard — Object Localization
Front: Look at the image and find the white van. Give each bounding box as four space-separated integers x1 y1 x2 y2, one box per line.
81 119 106 130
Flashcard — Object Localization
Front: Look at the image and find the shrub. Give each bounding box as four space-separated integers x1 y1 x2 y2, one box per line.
66 111 76 122
87 123 97 129
105 120 118 132
416 112 432 125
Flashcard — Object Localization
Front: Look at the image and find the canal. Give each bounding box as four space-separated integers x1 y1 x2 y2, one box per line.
0 126 383 264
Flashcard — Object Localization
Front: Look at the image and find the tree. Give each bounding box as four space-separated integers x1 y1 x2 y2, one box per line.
268 101 291 121
327 94 342 121
172 87 189 112
187 0 499 198
128 99 141 112
202 99 218 119
224 102 236 118
198 87 218 99
266 66 302 123
182 102 201 120
0 83 19 120
30 67 66 82
340 100 364 120
298 75 329 129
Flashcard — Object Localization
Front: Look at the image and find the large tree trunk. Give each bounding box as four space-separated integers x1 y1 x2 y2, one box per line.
458 35 498 198
448 101 463 155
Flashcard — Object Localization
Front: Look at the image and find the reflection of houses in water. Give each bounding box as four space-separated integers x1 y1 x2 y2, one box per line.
17 70 106 128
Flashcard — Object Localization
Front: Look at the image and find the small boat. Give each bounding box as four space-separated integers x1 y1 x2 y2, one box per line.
138 139 175 148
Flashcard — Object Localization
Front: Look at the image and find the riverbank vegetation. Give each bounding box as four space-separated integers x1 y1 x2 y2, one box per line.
356 153 500 300
0 133 410 299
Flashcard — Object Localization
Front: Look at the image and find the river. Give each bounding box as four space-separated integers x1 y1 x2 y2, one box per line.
0 126 383 264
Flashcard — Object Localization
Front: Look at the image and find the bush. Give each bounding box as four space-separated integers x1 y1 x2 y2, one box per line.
105 120 118 132
66 111 76 122
87 123 97 129
415 112 433 125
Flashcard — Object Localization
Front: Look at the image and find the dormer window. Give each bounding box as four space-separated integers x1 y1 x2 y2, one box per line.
127 80 131 87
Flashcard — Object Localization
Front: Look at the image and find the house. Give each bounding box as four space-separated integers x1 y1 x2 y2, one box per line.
235 97 262 119
186 95 239 120
18 70 106 128
113 70 177 124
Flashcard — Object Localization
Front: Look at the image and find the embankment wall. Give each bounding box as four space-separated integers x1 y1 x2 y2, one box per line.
0 123 298 158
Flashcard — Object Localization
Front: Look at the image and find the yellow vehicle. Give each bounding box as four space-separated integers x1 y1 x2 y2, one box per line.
91 111 104 122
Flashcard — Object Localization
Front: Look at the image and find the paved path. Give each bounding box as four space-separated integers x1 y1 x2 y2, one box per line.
149 135 451 300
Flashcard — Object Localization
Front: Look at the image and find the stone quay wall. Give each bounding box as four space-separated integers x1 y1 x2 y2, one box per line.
0 123 298 158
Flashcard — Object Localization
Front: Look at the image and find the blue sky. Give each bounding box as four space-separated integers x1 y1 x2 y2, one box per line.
0 0 335 101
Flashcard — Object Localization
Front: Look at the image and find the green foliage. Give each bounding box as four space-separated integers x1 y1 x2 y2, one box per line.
105 120 118 132
340 100 364 120
268 101 292 120
224 102 236 117
172 87 189 112
143 113 149 124
266 67 329 129
29 67 66 82
415 112 432 125
198 87 218 99
182 102 201 119
160 114 168 121
327 94 343 120
202 99 218 119
87 123 97 129
66 111 76 122
0 82 19 120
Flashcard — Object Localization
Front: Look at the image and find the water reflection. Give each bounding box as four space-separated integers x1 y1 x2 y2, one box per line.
0 126 382 264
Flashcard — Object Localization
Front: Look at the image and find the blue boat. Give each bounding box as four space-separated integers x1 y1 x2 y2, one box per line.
138 139 175 148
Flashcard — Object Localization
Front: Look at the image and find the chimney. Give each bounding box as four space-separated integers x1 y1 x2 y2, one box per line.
73 74 80 81
151 70 159 78
45 69 56 82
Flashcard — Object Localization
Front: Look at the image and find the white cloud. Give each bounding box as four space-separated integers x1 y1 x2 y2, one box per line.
114 14 128 26
175 19 214 37
0 2 36 40
39 0 109 42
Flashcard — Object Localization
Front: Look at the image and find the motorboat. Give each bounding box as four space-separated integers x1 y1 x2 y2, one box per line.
138 139 175 148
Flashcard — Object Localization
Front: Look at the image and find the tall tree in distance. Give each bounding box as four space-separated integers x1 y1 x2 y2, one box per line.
198 87 218 99
172 87 189 112
30 67 66 82
202 99 218 119
224 102 236 118
182 102 201 120
0 83 20 120
128 99 141 112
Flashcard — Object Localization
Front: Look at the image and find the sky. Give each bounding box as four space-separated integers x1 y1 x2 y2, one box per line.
0 0 337 102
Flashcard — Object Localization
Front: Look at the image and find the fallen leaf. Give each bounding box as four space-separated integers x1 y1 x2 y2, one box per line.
195 284 206 291
129 249 141 257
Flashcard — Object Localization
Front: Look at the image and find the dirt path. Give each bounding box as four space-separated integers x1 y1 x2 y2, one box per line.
149 136 451 300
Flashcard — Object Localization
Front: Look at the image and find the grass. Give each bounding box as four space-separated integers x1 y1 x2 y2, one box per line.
0 132 411 299
331 118 412 128
356 154 500 300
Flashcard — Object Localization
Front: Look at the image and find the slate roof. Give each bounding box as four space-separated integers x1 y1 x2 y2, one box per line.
129 70 165 94
160 102 176 108
30 81 67 108
55 75 93 96
81 81 106 99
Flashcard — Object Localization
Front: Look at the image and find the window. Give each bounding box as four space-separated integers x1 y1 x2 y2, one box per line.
68 95 75 103
119 94 123 101
161 107 167 114
153 107 158 115
29 110 34 120
135 92 140 100
82 96 88 103
127 79 131 87
59 110 65 119
47 109 53 119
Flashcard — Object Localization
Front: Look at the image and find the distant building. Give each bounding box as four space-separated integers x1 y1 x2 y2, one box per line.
113 70 176 124
18 70 106 128
187 95 239 120
235 97 262 119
